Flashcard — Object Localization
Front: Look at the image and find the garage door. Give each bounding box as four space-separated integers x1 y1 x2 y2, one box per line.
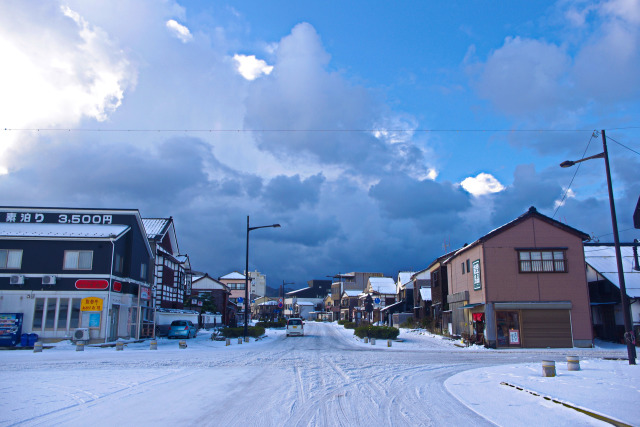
521 309 572 348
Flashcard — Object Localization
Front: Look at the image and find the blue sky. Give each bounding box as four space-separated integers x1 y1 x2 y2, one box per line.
1 0 639 291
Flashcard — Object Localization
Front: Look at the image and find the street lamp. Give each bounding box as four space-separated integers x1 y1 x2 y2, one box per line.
561 129 636 365
245 216 280 339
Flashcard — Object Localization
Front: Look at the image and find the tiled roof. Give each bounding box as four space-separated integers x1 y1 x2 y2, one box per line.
142 218 170 239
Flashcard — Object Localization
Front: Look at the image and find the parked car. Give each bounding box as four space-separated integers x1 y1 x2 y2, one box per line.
167 320 197 339
286 318 304 337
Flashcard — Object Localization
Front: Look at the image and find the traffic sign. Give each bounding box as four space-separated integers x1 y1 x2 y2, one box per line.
374 297 381 304
237 297 244 303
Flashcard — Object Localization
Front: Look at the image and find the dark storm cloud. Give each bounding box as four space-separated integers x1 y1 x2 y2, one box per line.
368 173 471 220
262 173 325 211
488 164 563 226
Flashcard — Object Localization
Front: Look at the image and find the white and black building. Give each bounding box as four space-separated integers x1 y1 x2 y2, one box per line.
0 207 154 343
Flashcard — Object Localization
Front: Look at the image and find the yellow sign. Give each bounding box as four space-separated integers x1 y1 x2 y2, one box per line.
80 297 103 312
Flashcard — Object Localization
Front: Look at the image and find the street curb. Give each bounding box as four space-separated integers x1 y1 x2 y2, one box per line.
500 382 632 427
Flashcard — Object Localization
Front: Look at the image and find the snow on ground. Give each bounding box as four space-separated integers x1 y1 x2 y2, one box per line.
0 322 638 426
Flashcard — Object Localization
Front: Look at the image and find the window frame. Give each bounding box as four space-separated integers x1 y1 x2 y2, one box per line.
517 249 568 273
0 249 23 269
63 250 93 270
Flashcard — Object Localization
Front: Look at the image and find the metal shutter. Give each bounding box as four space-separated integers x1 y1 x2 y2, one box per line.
521 309 573 348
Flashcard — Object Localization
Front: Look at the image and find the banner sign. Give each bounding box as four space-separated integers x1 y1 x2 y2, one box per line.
75 279 109 290
472 260 481 290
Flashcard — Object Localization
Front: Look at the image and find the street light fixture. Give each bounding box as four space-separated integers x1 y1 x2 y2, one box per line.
560 129 636 365
245 216 280 339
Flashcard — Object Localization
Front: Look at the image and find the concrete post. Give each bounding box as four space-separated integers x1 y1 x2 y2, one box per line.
542 360 556 377
33 342 43 353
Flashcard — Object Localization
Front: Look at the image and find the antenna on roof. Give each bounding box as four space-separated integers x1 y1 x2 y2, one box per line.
443 237 450 254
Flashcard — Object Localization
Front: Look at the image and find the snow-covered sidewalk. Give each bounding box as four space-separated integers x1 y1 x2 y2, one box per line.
331 322 639 426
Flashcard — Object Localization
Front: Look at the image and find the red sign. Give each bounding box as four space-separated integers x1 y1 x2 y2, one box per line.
75 279 109 290
113 281 122 292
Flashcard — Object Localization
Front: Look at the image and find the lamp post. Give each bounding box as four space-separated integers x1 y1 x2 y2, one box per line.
281 281 294 320
245 216 280 339
561 129 636 365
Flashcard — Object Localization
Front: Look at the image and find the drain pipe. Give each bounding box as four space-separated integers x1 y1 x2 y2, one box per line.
633 239 639 271
104 236 115 343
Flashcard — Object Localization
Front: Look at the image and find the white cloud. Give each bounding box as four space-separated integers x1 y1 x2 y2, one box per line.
554 188 576 209
166 19 193 43
0 3 136 173
233 54 273 80
460 173 505 196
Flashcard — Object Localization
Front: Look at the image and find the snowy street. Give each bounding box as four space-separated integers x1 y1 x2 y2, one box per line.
1 322 637 426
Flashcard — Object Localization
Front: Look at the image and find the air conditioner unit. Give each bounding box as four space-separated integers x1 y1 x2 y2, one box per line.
73 328 90 341
42 275 56 285
9 275 24 285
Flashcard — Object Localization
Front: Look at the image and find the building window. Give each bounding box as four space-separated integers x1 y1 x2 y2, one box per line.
0 249 22 269
64 250 93 270
461 262 465 274
115 253 124 273
466 259 470 273
519 250 567 273
140 263 148 280
33 298 45 330
57 299 69 330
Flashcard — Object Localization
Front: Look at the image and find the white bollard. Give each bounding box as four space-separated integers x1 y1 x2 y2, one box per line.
364 337 369 344
245 336 249 343
149 340 157 350
542 360 556 377
116 341 124 351
226 338 231 346
33 342 43 353
567 356 580 371
238 337 242 344
371 338 376 345
179 340 187 349
75 342 84 352
387 339 392 347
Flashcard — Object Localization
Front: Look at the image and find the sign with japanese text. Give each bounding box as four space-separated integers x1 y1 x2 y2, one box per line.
472 260 481 290
113 281 122 292
2 211 114 224
81 297 103 312
509 329 520 345
140 287 151 300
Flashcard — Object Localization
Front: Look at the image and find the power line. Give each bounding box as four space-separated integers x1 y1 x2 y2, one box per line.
2 126 640 133
552 132 596 219
606 135 640 157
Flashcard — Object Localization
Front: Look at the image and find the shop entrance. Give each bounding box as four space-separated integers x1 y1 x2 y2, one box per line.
496 310 521 347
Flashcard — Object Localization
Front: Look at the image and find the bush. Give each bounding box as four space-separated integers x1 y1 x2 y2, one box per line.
354 325 400 340
399 317 416 328
256 319 286 329
343 322 356 329
220 326 265 338
337 319 347 325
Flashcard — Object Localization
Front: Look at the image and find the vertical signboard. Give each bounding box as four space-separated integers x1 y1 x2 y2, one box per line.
472 259 481 290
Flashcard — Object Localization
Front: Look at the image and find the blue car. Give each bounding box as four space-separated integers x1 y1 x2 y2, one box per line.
167 320 197 339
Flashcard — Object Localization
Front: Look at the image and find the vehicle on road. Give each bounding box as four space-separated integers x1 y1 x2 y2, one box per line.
286 318 304 337
167 320 197 339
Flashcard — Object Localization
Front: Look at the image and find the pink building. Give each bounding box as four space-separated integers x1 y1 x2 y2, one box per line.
444 207 593 348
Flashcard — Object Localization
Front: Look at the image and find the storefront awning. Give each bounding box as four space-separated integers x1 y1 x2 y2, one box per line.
460 303 483 309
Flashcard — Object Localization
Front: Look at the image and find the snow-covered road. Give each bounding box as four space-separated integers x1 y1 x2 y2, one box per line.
0 322 633 426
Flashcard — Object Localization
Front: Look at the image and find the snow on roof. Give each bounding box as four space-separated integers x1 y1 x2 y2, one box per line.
259 300 278 306
420 288 432 301
142 218 170 239
397 272 414 286
0 223 130 239
288 287 312 295
342 290 361 297
296 301 314 306
220 271 246 280
368 277 396 294
585 246 640 298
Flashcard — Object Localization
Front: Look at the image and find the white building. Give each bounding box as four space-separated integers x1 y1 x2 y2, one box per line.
247 270 266 297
